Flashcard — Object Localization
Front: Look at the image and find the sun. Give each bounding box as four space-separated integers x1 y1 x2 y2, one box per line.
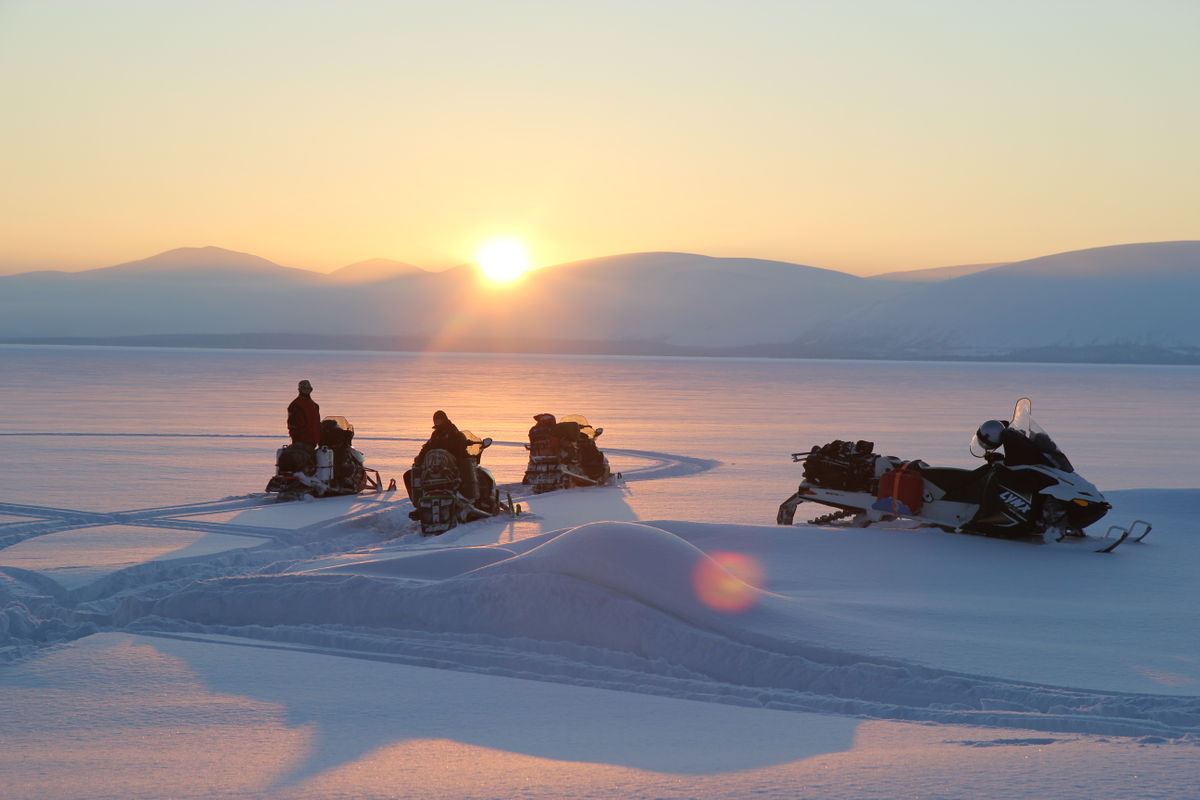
474 237 533 284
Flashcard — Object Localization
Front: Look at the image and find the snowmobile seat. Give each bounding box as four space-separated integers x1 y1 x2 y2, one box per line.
554 420 581 443
924 464 989 504
554 421 582 460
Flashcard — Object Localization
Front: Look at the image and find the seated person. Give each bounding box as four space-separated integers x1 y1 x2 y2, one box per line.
412 410 478 501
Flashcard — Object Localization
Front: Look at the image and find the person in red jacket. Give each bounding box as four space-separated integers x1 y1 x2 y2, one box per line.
287 379 321 450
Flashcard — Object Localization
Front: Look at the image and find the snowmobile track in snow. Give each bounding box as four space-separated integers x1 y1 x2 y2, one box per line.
0 496 284 548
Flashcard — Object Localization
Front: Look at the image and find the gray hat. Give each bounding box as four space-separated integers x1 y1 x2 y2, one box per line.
298 380 313 391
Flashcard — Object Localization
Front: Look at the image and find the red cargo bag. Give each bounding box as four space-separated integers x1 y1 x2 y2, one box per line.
872 461 925 516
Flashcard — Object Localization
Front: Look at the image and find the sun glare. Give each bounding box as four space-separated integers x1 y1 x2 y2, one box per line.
692 551 765 614
474 237 533 284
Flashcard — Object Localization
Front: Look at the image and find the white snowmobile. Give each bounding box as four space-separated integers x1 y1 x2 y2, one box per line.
777 398 1150 552
266 416 385 502
522 413 613 494
404 430 512 536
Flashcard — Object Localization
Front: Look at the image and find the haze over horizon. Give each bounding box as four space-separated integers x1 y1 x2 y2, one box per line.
2 1 1197 278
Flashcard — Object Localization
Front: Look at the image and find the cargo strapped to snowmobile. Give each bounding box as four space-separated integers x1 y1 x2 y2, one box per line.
798 440 877 492
873 460 925 515
419 449 460 492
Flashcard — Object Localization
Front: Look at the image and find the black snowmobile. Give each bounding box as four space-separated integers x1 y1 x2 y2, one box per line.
521 413 613 494
266 416 384 501
404 430 508 536
777 398 1149 551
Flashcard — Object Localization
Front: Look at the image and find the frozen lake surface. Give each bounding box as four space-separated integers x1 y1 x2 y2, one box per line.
4 345 1199 508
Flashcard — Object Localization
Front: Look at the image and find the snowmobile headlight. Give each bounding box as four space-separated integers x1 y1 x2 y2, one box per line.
1073 498 1091 507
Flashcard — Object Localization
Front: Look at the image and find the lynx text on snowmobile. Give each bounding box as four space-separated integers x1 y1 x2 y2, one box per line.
776 399 1149 552
521 413 614 494
404 430 510 536
266 416 385 502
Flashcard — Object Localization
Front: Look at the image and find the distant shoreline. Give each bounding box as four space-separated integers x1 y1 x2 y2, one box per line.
3 335 1198 366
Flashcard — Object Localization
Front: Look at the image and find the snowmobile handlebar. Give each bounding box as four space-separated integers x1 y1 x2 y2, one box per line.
790 452 811 462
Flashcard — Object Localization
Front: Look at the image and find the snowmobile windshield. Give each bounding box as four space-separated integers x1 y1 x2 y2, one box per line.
321 415 353 433
560 414 597 439
462 430 485 459
1010 398 1036 439
1009 398 1071 468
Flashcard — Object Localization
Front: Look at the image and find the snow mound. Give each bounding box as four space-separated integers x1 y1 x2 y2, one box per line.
305 545 520 580
145 521 771 641
473 521 770 624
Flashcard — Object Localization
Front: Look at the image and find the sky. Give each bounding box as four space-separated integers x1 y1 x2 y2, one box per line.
2 0 1198 277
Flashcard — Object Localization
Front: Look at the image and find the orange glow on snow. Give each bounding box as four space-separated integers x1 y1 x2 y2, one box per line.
692 551 766 614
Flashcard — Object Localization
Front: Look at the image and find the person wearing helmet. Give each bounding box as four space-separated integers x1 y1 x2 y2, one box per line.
413 410 478 501
287 379 321 450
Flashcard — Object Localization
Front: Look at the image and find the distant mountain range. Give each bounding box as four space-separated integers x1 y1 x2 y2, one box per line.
2 242 1198 364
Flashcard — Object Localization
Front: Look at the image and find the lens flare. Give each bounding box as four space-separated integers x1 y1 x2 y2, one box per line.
692 551 766 614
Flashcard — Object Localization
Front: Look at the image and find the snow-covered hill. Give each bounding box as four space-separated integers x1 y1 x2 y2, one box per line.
89 245 316 280
453 252 903 348
2 242 1197 362
805 242 1200 361
869 261 1009 282
327 258 427 283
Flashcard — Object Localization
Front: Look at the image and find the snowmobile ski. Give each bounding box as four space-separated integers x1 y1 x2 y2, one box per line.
1096 520 1152 553
1096 525 1130 553
559 467 604 485
503 491 522 517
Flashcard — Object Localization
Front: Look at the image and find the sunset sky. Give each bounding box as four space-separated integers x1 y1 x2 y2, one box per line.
2 0 1196 277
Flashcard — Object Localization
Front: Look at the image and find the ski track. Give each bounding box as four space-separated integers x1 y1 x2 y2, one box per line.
0 431 718 481
2 435 1197 743
0 497 284 549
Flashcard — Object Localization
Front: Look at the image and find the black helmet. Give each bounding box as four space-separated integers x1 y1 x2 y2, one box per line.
976 419 1007 450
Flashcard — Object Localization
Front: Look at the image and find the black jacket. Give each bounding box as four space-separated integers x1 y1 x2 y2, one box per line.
416 422 469 465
